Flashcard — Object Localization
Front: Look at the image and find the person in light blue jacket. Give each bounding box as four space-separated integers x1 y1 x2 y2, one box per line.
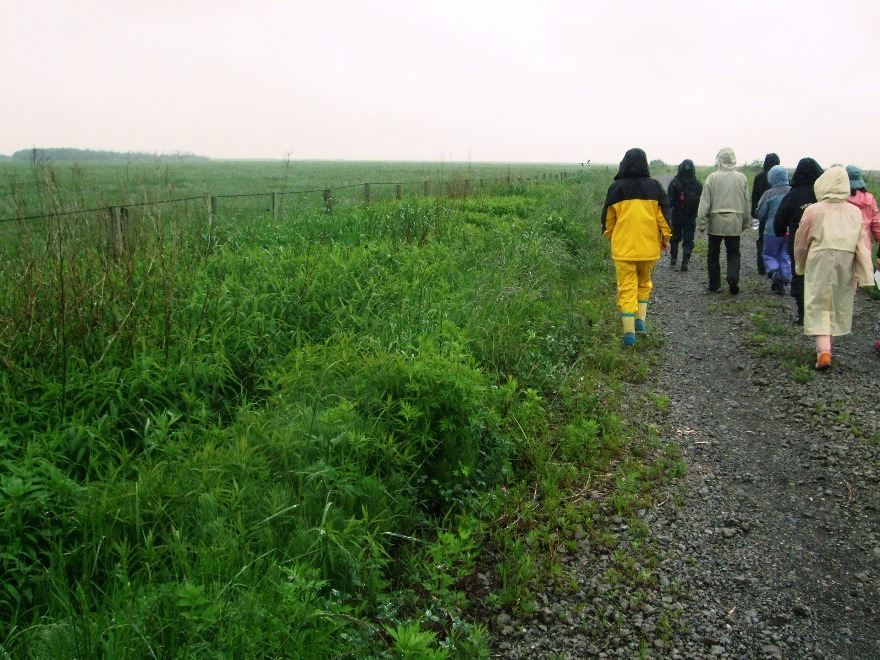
755 165 792 294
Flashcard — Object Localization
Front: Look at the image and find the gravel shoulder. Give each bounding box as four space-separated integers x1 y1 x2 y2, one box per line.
492 185 880 659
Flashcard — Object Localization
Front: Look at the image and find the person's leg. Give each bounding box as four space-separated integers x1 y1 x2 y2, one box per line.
635 260 656 332
670 223 682 266
775 236 791 293
778 239 792 283
756 219 766 275
787 236 804 324
725 236 741 294
681 221 696 271
614 260 638 345
764 235 782 293
815 335 832 369
707 234 722 291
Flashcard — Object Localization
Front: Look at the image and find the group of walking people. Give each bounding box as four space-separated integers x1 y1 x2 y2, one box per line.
601 147 880 370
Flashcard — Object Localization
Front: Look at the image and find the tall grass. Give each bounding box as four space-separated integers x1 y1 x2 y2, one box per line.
0 161 670 657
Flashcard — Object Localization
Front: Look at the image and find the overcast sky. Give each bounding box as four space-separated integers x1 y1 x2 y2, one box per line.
4 1 880 169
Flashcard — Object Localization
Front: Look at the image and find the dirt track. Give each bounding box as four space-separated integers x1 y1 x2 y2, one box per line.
493 177 880 658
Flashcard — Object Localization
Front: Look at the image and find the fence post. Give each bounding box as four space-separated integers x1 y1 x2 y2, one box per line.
396 184 402 200
323 189 333 212
271 192 281 223
424 181 431 197
120 206 130 255
204 193 218 221
108 207 122 261
464 179 471 197
364 183 371 203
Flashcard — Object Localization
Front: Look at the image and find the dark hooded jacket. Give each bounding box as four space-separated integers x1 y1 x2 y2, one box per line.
773 158 824 238
601 148 672 261
751 153 780 216
666 159 702 223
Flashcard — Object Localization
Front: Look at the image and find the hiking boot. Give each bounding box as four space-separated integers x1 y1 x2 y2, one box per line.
635 319 647 333
770 271 783 294
729 281 740 295
681 253 690 272
623 332 636 347
815 352 832 370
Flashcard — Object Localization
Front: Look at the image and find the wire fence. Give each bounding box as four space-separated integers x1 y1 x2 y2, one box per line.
0 172 574 226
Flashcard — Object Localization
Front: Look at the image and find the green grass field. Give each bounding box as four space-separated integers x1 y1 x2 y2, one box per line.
0 159 592 222
0 159 679 658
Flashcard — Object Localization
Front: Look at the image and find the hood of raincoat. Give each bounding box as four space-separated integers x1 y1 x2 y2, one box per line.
614 148 650 180
715 147 737 170
814 166 851 202
846 165 866 190
790 157 823 188
767 164 789 188
763 153 780 172
677 159 697 180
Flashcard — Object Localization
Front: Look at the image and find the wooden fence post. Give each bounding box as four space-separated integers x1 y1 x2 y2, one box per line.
396 184 402 200
204 193 218 221
424 181 431 197
364 183 371 203
464 179 471 197
272 192 281 223
108 207 122 261
323 189 333 212
120 206 130 254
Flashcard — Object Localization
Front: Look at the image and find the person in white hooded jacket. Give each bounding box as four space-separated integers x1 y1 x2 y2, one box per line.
793 166 874 370
697 147 751 294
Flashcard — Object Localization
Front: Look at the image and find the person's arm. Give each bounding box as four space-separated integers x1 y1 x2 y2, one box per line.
855 224 874 285
740 178 751 232
755 192 770 222
696 178 711 233
600 186 614 237
869 193 880 244
657 185 672 249
793 208 815 275
773 194 792 237
602 201 617 241
750 173 763 216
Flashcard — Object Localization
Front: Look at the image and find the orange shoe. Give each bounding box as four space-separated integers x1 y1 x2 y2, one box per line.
815 352 832 370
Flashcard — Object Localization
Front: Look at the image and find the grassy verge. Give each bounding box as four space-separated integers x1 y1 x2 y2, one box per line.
0 163 681 658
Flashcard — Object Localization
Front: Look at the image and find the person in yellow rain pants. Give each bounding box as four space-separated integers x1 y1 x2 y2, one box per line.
601 148 672 346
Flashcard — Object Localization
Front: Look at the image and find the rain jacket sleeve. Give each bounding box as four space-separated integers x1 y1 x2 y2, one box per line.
773 194 793 237
855 224 875 285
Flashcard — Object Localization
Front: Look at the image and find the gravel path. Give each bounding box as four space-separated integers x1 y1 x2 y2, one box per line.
491 184 880 659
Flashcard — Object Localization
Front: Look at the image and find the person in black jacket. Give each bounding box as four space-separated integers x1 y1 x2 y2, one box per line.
666 159 702 271
751 153 780 275
773 157 824 325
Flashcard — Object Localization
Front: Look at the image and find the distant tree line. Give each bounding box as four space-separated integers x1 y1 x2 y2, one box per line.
5 148 209 163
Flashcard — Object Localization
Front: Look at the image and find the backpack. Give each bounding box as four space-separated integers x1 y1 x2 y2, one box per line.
675 178 702 216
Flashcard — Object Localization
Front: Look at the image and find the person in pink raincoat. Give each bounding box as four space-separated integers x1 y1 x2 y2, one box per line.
845 166 880 355
794 166 875 370
846 165 880 251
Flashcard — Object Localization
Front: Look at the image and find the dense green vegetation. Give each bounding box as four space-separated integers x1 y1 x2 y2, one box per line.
0 160 678 658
